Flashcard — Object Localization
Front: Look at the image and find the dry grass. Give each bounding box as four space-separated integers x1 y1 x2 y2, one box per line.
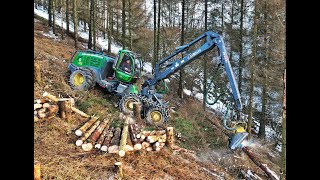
34 17 280 180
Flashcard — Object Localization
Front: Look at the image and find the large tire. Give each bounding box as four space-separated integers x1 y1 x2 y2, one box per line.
119 94 142 115
69 67 96 90
145 106 168 126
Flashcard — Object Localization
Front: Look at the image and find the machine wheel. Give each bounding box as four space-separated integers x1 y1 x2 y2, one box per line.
145 106 167 126
69 67 96 90
119 94 142 115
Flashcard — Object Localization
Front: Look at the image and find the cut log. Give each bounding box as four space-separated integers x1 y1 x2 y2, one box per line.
34 161 41 180
100 127 115 151
114 161 123 179
158 134 167 143
129 124 142 150
71 106 90 118
141 142 150 149
42 103 50 108
75 116 99 136
166 127 174 148
119 117 129 157
159 142 166 148
37 108 47 119
94 116 113 149
43 92 59 102
146 147 153 151
172 145 195 153
76 120 101 146
152 142 161 151
81 143 93 151
34 111 38 115
108 127 121 153
34 116 39 122
87 118 110 144
85 119 110 151
35 98 48 104
242 147 279 180
34 103 42 110
58 99 72 120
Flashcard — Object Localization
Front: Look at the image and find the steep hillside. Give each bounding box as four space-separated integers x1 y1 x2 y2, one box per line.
34 17 281 180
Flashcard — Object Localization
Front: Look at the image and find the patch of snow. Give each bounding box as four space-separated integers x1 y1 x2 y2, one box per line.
34 5 122 55
183 89 192 96
143 62 153 73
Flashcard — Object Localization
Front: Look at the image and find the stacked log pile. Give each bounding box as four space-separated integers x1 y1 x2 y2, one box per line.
34 91 91 123
73 113 188 157
34 98 59 122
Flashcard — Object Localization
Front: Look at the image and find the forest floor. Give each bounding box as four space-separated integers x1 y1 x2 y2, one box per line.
34 17 281 180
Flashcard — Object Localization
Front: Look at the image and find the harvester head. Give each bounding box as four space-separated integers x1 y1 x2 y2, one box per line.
228 125 249 150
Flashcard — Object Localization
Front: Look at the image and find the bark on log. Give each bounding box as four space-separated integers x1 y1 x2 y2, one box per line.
119 117 129 157
35 99 48 104
108 127 121 153
34 103 42 110
71 106 90 118
242 147 279 180
100 127 115 151
166 127 174 148
47 104 59 114
75 116 99 136
129 124 142 150
87 118 110 144
34 62 41 86
94 116 113 149
172 145 195 153
85 118 110 150
43 92 59 102
34 161 41 180
59 99 72 120
134 102 142 122
76 120 101 146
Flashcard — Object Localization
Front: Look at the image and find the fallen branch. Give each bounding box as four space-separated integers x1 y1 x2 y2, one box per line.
71 106 90 118
242 147 279 180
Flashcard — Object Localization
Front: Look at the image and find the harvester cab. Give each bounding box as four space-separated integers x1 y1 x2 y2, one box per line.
113 50 143 83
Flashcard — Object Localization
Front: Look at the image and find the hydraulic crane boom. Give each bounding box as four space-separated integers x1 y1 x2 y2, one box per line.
144 31 242 112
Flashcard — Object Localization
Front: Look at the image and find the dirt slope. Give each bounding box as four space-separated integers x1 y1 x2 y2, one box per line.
34 17 280 180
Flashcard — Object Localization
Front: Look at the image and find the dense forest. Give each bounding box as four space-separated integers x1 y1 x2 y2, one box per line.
34 0 286 178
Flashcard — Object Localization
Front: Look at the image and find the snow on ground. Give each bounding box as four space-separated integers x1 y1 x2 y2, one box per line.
34 5 122 55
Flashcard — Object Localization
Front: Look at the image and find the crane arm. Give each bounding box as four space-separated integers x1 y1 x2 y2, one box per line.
144 31 242 111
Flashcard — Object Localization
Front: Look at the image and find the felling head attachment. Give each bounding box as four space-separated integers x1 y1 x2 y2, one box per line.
228 125 249 150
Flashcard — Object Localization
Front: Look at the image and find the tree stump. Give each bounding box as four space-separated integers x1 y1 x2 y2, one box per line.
166 127 174 149
34 62 42 86
59 99 72 120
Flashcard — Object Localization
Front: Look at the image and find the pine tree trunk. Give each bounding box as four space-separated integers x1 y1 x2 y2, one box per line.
61 2 65 40
102 0 106 39
280 69 286 180
178 0 185 99
52 0 56 35
107 0 112 53
156 0 161 61
128 0 132 50
73 0 78 48
248 0 258 139
93 0 96 50
88 0 93 49
238 0 244 96
258 1 269 139
153 0 156 70
66 0 69 33
202 0 208 110
48 0 52 27
121 0 126 49
229 0 235 66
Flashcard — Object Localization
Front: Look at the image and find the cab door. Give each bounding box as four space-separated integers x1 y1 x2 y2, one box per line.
114 50 134 83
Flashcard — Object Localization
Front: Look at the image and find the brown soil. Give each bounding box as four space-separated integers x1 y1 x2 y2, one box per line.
34 17 280 180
